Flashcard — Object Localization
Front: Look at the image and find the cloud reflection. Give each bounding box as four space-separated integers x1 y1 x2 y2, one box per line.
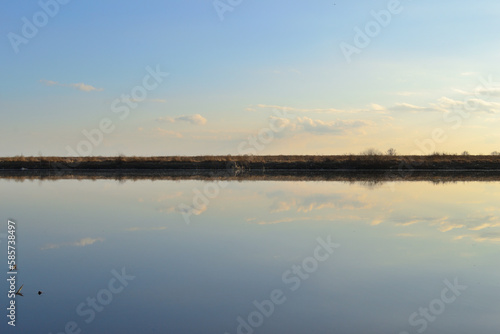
41 237 104 250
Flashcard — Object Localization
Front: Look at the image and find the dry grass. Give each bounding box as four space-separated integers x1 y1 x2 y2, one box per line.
1 154 500 171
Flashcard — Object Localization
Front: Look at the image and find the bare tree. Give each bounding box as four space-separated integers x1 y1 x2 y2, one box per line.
361 148 382 156
386 148 397 156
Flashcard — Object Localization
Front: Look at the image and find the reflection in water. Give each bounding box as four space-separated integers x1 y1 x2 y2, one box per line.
0 179 498 333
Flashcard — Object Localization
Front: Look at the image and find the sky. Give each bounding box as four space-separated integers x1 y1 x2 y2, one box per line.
1 0 500 156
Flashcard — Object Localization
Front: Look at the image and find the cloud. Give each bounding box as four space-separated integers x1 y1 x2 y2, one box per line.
155 128 183 138
439 223 465 232
157 114 207 125
257 104 355 114
175 204 207 216
269 193 368 214
452 87 500 97
434 97 500 114
40 80 103 92
370 104 386 111
395 220 420 227
455 232 500 243
270 116 372 135
70 83 103 92
371 95 500 115
126 226 167 232
41 237 104 250
388 103 438 112
468 221 500 231
475 87 500 97
472 232 500 243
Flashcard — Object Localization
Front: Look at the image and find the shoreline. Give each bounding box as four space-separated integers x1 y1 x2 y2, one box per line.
1 155 500 183
1 155 500 171
2 168 500 183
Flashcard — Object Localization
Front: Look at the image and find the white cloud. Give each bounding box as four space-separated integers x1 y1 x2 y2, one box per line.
434 96 500 114
41 237 104 250
40 80 103 92
370 103 386 111
455 232 500 243
155 128 183 138
174 204 207 216
157 114 207 125
388 103 438 112
257 104 355 114
468 222 500 231
70 83 103 92
475 87 500 97
460 72 478 76
270 116 372 135
268 193 368 214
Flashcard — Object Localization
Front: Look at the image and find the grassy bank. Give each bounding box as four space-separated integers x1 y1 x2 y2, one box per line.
1 154 500 171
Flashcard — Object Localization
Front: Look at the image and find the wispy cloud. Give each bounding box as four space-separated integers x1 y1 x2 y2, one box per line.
369 95 500 114
433 97 500 114
388 103 438 112
454 232 500 243
257 104 357 114
41 237 104 250
174 203 207 216
270 116 372 135
156 114 207 125
468 221 500 231
395 219 420 227
126 226 167 232
268 193 368 214
439 223 465 232
154 128 183 138
40 80 103 92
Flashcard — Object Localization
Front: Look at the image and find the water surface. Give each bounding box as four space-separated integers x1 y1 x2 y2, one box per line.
1 179 499 333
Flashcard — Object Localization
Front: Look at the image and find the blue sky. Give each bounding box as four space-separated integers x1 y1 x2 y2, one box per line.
2 0 500 156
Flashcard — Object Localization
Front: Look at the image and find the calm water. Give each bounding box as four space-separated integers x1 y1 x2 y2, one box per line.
1 179 499 334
